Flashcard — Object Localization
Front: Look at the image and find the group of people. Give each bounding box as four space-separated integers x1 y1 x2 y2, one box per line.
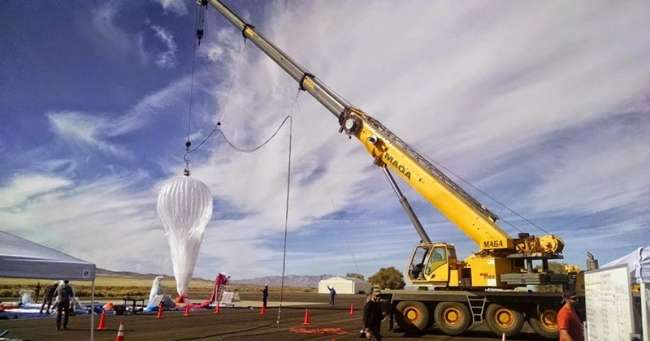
39 280 76 331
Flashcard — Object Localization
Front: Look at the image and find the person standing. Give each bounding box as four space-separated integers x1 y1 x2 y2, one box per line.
54 280 74 331
39 282 58 314
557 291 584 341
34 282 41 303
261 284 269 309
327 286 336 306
363 291 383 340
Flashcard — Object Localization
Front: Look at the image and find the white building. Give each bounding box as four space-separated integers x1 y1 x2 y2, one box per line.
318 276 372 295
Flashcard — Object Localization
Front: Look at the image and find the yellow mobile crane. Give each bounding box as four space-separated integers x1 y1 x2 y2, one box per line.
205 1 575 338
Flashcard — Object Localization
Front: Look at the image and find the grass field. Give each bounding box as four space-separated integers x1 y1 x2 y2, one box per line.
0 275 314 301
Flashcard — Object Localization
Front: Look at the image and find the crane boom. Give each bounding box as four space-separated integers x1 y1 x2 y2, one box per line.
207 0 563 255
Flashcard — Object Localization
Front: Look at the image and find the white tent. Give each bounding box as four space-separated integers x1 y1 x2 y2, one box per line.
602 246 650 284
318 276 371 294
0 230 97 340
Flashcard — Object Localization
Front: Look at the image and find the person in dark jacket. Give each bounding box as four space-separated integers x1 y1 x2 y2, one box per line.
54 280 74 331
261 284 269 309
39 282 58 314
327 286 336 306
363 291 384 340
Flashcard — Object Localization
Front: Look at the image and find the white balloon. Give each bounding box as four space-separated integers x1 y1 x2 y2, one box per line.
157 176 213 299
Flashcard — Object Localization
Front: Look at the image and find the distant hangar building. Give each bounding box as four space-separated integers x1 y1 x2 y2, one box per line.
318 276 372 294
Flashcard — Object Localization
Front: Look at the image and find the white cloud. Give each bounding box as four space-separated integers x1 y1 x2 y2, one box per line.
0 171 171 274
0 174 71 209
150 25 177 69
111 76 191 136
47 111 129 157
156 0 188 16
136 32 151 65
91 1 131 53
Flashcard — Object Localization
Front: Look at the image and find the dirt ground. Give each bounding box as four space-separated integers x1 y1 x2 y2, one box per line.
0 293 545 341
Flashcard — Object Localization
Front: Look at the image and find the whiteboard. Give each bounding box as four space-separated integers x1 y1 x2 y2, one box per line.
585 265 634 341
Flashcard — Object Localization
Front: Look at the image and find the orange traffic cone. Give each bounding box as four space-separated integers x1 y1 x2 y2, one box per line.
115 322 125 341
302 309 311 325
97 311 106 330
260 306 266 315
349 304 354 316
156 302 164 320
183 304 191 317
214 302 221 315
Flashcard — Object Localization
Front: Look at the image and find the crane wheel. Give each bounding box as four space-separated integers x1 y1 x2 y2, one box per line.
485 303 524 337
528 306 559 339
395 301 430 335
433 302 470 336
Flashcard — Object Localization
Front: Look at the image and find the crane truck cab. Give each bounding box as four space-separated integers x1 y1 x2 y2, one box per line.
407 243 460 289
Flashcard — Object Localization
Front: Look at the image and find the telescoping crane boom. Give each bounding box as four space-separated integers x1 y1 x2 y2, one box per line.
206 1 574 338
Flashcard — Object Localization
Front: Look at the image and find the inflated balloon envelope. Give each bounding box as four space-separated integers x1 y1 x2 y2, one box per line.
157 176 213 302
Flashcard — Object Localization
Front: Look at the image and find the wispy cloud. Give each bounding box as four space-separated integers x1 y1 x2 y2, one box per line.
47 111 130 157
0 174 71 209
90 1 131 53
156 0 188 16
150 24 177 69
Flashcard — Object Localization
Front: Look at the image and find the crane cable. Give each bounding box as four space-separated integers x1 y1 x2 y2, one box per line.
186 92 300 328
183 2 297 326
183 0 209 176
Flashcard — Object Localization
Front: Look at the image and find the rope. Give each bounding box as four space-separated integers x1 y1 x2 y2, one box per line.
276 115 292 327
183 4 203 175
186 91 301 328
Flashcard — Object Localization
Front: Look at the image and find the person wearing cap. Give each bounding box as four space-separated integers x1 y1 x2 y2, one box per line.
557 291 584 341
362 290 384 340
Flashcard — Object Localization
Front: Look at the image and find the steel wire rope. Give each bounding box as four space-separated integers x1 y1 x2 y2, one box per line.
186 91 301 329
183 3 204 174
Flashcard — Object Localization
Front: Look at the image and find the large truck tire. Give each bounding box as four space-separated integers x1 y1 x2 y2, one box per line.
485 303 524 337
433 302 471 336
528 305 559 339
395 301 430 335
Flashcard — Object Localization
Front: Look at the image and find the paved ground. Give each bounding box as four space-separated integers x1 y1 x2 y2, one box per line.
0 293 546 340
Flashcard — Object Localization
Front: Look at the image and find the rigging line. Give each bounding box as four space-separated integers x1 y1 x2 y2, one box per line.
187 91 300 156
187 6 201 144
276 89 301 327
276 115 292 328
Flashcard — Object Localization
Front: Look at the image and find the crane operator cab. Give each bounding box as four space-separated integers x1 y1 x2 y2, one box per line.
407 242 460 289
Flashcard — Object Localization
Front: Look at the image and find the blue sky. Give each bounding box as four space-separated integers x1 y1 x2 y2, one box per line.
1 0 649 280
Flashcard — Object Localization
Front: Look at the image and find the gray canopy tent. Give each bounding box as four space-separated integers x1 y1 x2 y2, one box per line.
0 230 97 340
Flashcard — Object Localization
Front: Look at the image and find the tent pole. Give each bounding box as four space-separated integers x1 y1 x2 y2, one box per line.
642 282 648 341
91 279 95 341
